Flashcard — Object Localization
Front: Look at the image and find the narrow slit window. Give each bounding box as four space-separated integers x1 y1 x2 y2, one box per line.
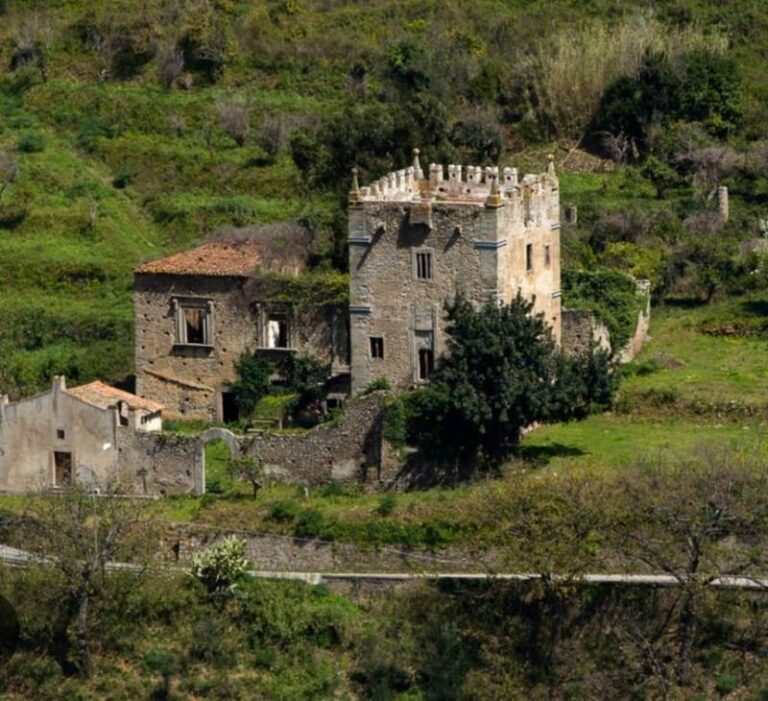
370 336 384 359
418 348 434 380
415 251 433 280
544 244 551 268
415 330 434 381
526 243 533 272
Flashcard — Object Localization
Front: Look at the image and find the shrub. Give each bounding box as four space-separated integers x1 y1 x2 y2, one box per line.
376 493 397 516
16 132 45 153
268 500 299 523
190 536 250 594
229 354 273 417
295 509 328 539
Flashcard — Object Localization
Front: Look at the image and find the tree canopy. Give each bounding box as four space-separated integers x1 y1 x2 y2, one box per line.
407 296 615 471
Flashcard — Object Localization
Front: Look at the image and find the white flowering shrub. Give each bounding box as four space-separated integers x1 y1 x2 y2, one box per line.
190 536 250 593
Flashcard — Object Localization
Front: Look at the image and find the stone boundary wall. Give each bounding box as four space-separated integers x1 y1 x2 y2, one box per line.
116 392 387 495
163 524 498 574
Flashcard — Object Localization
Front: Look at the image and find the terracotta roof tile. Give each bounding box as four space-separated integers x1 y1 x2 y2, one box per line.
135 240 264 277
68 381 164 414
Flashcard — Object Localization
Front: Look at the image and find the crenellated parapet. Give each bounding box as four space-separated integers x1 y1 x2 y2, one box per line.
350 149 560 227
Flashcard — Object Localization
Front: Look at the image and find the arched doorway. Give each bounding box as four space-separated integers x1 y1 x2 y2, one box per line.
193 428 240 495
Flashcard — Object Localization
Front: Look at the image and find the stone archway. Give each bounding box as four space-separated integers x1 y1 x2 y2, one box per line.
193 428 240 495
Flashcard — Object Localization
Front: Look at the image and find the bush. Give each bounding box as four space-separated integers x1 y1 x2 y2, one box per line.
376 493 397 517
16 132 46 153
268 500 299 523
190 537 250 594
294 509 328 539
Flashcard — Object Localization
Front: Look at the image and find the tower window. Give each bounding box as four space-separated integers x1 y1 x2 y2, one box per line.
369 336 384 359
414 250 433 280
418 348 434 380
526 243 533 272
544 244 551 267
415 330 434 381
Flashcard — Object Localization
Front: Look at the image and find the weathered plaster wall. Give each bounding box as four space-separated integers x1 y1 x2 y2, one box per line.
0 380 119 492
116 429 198 496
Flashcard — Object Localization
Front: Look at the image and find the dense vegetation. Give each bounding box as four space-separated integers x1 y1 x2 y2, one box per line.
1 0 768 697
0 0 766 396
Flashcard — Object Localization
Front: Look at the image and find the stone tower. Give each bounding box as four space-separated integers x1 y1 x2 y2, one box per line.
348 151 561 393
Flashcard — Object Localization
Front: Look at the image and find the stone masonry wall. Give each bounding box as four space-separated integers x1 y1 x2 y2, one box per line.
134 273 346 422
242 392 385 485
348 160 561 393
115 392 386 495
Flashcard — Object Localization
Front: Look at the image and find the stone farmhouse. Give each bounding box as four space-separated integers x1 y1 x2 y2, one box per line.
0 377 162 493
134 235 349 421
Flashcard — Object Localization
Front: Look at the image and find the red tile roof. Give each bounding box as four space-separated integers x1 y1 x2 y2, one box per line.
135 240 264 277
68 381 164 414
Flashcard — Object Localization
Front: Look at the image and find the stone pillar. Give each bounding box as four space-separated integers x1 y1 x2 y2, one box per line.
718 186 729 223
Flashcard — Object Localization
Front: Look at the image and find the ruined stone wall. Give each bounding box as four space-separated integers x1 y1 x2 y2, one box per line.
113 392 386 495
243 392 385 485
561 310 612 357
561 280 650 362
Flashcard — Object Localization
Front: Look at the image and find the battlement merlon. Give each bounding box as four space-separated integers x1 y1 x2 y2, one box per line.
349 150 559 223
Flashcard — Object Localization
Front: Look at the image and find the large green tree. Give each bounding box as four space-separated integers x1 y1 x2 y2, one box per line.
407 296 614 471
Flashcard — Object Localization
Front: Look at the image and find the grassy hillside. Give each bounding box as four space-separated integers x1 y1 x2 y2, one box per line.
0 0 766 396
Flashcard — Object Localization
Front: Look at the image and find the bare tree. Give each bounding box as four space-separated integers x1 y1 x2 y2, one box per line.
217 100 251 147
679 146 739 202
0 151 19 204
155 41 185 90
615 446 768 686
18 482 158 677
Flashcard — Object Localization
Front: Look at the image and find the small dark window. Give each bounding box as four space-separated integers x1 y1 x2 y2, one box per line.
54 451 72 487
415 251 433 280
544 244 551 267
267 315 289 349
418 348 434 380
56 429 65 440
221 392 239 423
526 243 533 272
370 337 384 359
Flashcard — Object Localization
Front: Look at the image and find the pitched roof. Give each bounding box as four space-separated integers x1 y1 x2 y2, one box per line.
135 239 264 277
68 381 164 414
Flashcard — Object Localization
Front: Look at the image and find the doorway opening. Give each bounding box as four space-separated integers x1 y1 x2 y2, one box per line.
221 391 239 424
54 451 72 487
